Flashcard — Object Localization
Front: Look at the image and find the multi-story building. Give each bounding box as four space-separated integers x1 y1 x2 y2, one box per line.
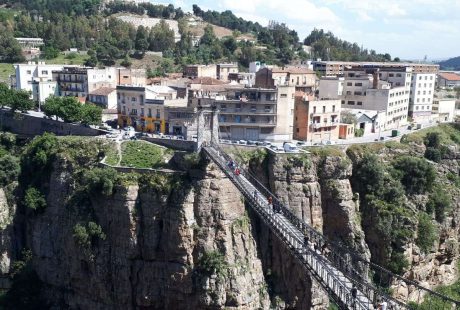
117 85 185 132
184 64 217 79
312 61 439 77
31 78 58 104
409 73 436 122
53 67 91 100
216 63 238 81
117 68 146 86
212 86 296 142
437 72 460 88
339 66 412 129
88 87 117 109
294 95 341 142
13 62 65 95
255 67 316 93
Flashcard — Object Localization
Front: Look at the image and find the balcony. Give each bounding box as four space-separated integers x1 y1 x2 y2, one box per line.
219 108 276 115
219 120 276 127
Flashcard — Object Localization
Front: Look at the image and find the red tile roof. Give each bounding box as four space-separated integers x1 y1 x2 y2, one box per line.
439 72 460 81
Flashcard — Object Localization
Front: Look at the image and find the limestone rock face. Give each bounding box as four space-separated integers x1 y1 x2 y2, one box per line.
27 160 269 310
0 188 14 276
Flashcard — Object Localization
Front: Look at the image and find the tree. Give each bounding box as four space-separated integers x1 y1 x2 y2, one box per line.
149 20 175 52
416 212 438 253
42 45 60 59
0 34 25 63
0 155 20 186
424 132 441 148
24 187 47 210
10 90 34 112
341 111 358 124
135 25 149 54
120 55 132 68
80 103 102 125
200 25 217 46
392 156 436 195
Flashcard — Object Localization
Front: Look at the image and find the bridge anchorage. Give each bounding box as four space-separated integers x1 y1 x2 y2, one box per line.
202 141 460 310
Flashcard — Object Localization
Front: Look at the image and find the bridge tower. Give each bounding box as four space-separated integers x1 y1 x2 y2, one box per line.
195 105 219 151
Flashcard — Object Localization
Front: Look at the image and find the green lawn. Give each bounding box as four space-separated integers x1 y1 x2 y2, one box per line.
43 52 88 66
104 142 120 166
119 141 170 169
0 63 14 84
402 123 460 145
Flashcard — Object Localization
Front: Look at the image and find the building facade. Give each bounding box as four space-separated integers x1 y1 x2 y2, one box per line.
214 86 296 142
294 96 341 142
255 67 316 93
184 64 217 79
339 67 411 129
13 62 65 95
88 87 117 109
432 99 456 122
216 63 238 81
409 73 436 122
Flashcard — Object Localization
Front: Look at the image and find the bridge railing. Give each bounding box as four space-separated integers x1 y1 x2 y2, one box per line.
207 142 460 309
204 146 374 309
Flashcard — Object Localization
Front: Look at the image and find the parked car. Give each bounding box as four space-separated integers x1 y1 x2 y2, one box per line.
238 140 248 145
247 140 257 145
283 142 300 153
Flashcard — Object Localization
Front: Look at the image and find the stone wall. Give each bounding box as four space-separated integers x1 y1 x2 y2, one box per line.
0 110 103 137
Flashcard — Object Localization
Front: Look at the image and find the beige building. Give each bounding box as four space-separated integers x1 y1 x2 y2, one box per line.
212 86 296 142
184 64 217 79
88 87 117 109
294 95 341 142
216 63 239 81
255 67 316 93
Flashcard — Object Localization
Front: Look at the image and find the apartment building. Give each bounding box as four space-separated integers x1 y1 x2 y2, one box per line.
88 87 117 109
340 66 412 129
117 68 146 86
184 64 217 79
255 67 316 93
409 73 436 122
312 61 439 77
214 86 296 142
117 85 185 133
294 95 341 142
13 62 65 94
31 78 58 104
216 63 238 81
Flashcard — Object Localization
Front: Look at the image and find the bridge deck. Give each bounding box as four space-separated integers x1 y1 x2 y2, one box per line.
204 146 379 309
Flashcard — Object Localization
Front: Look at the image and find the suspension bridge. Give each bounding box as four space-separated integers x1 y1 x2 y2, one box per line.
190 106 460 309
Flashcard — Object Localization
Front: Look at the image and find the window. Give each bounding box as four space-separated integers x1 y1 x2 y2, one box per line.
357 101 363 105
419 76 422 80
355 83 362 86
332 105 335 112
148 108 152 117
131 97 136 102
41 70 48 75
424 76 427 80
354 91 362 95
341 100 345 105
235 103 241 111
348 101 355 105
430 76 433 80
347 82 352 86
26 70 31 74
156 109 161 118
251 105 256 112
322 106 326 113
313 106 317 113
141 108 144 116
396 73 402 77
389 73 394 77
346 91 352 95
264 105 271 112
296 128 299 133
280 94 287 98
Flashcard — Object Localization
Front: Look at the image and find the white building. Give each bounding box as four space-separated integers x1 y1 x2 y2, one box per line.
249 61 269 74
432 99 456 123
13 62 65 96
409 73 436 122
340 67 411 130
31 78 58 104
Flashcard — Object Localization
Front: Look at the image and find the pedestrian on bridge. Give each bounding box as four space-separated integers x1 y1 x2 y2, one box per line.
253 190 258 202
350 284 357 309
267 195 273 210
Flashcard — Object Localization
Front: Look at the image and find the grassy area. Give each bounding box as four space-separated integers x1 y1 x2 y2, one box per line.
103 142 120 166
402 124 460 146
43 53 88 66
119 141 170 169
0 63 14 83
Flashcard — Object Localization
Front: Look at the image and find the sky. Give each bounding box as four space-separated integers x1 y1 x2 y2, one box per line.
155 0 460 61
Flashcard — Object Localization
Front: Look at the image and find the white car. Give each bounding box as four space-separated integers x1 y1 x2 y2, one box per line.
269 145 284 152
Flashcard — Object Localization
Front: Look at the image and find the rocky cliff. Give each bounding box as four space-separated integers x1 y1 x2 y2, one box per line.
1 126 460 309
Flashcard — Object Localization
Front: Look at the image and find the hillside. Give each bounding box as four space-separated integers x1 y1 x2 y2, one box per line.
439 56 460 70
